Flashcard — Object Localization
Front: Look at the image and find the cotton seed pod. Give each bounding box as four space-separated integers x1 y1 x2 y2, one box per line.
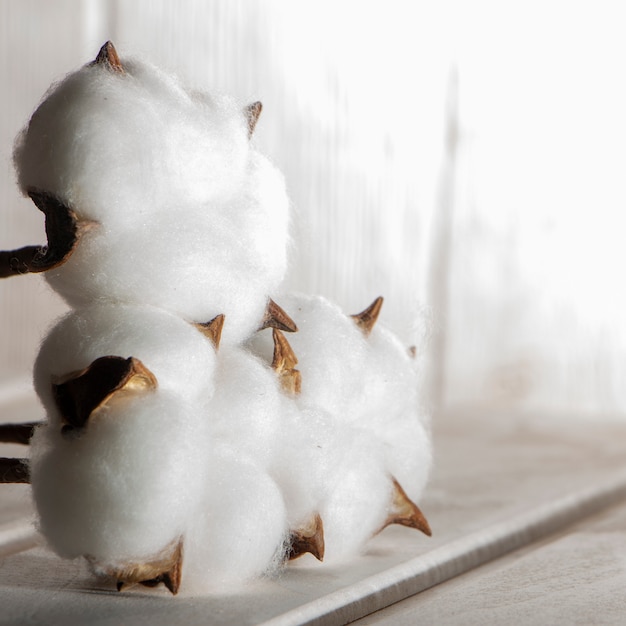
10 42 290 345
30 304 218 590
249 293 432 544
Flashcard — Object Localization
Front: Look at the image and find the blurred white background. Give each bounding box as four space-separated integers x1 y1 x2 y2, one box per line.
1 0 625 417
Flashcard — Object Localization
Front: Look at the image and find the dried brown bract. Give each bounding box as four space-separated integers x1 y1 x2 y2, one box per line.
106 539 183 595
92 41 125 74
194 314 225 350
287 513 325 562
0 457 30 484
351 296 383 336
53 356 157 432
378 477 431 537
259 298 298 333
245 101 263 137
272 329 302 395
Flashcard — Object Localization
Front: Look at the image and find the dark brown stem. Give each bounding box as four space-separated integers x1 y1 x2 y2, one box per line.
0 422 41 445
0 246 43 278
0 458 30 484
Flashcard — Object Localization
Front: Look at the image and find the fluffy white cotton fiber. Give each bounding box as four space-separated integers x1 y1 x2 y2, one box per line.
30 304 217 566
31 303 291 586
270 406 392 561
11 43 433 595
250 293 432 503
184 449 288 591
14 53 289 344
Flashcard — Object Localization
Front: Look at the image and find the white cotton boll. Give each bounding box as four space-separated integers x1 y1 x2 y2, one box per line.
183 450 288 591
13 51 290 342
250 292 432 549
30 303 217 574
33 303 217 426
30 392 209 565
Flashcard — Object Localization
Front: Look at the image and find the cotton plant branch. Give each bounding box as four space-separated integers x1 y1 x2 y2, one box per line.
0 422 41 445
0 457 30 483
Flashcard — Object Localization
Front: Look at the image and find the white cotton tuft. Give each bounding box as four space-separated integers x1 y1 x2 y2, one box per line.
14 55 290 344
30 304 217 568
16 44 433 591
30 393 208 563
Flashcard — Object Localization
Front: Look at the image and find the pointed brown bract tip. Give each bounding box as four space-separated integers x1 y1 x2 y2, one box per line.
272 329 302 395
112 539 183 595
408 345 417 359
54 355 158 432
194 314 225 350
0 458 30 483
245 101 263 137
288 514 325 562
259 298 298 333
351 296 384 337
93 41 124 73
378 477 432 537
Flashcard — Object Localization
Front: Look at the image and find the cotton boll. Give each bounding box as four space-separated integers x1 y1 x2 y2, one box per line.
33 303 217 426
250 293 432 545
13 49 290 342
30 391 209 566
30 303 218 581
183 449 288 591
